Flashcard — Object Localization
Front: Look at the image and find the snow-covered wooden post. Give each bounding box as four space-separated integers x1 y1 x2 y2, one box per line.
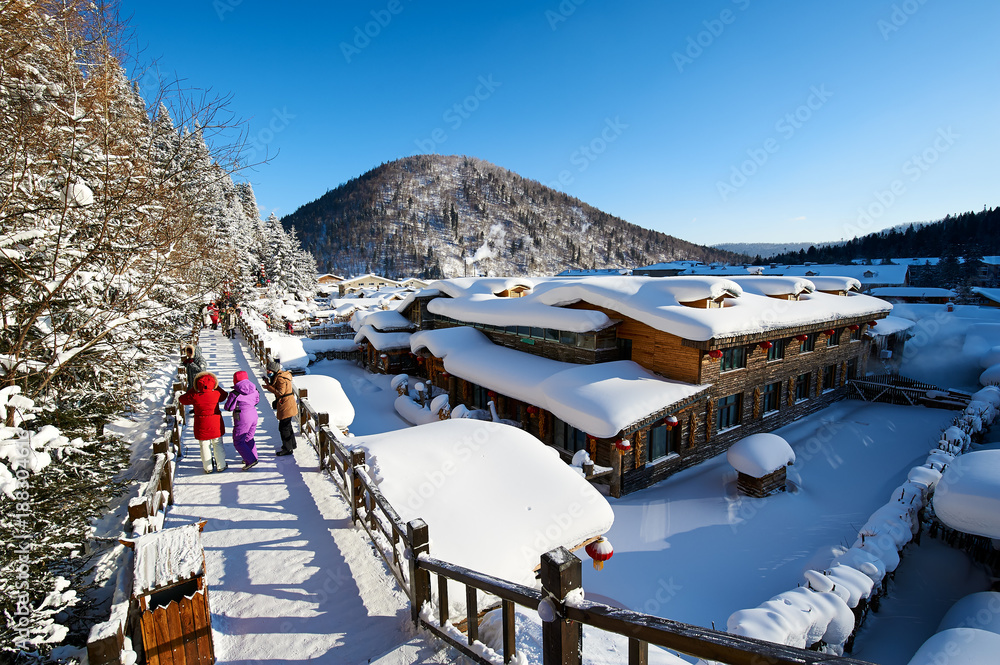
540 547 583 665
348 449 366 524
407 519 431 626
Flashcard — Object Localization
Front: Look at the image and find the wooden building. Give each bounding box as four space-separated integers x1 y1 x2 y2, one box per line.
400 275 891 495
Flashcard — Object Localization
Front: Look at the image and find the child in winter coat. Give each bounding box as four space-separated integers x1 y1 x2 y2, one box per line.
178 371 228 473
224 370 260 470
181 343 208 390
209 302 220 330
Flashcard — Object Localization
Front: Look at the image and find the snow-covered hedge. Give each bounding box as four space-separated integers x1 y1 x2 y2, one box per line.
725 398 997 655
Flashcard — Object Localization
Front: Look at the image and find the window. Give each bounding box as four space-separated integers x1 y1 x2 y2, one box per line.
552 417 588 453
618 337 633 361
577 334 596 350
560 331 577 345
530 327 544 339
648 422 681 461
823 364 837 391
846 357 858 380
767 340 785 362
716 393 742 430
545 328 559 342
850 326 862 342
795 373 811 401
762 382 781 414
800 334 816 353
827 330 840 347
720 347 747 372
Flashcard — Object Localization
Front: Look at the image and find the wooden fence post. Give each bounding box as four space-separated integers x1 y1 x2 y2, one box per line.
407 519 431 627
318 427 329 472
540 547 583 665
349 450 365 524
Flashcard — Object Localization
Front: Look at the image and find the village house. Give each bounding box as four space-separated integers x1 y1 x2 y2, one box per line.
337 273 403 296
352 309 418 375
869 287 956 304
398 275 892 495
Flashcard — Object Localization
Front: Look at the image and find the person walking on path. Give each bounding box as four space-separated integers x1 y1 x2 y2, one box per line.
209 302 220 331
181 342 208 390
224 370 260 470
179 371 229 472
200 303 212 328
264 359 298 456
222 307 237 339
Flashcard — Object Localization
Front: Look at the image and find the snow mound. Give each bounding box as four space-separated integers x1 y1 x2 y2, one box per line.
907 628 1000 665
934 450 1000 539
937 592 1000 635
726 433 795 477
980 364 1000 387
293 375 355 429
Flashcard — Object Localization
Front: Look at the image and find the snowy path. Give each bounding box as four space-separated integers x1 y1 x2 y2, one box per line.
163 328 442 664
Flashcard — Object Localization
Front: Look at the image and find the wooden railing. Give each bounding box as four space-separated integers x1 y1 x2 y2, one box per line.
308 419 875 665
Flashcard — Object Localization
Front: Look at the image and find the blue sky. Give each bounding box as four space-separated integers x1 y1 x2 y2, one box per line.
123 1 999 247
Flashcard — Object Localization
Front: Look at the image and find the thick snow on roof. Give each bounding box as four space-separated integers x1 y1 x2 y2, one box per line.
350 309 414 333
133 523 204 595
293 375 355 429
429 276 535 298
353 325 412 351
726 433 795 477
411 327 707 437
807 276 862 293
906 628 1000 665
972 287 1000 304
867 315 916 337
767 264 909 286
728 275 815 297
428 293 613 333
933 451 1000 538
870 287 956 298
351 419 614 586
527 276 890 342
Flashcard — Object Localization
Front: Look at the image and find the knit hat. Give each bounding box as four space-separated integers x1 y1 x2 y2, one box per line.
266 359 281 373
234 370 249 384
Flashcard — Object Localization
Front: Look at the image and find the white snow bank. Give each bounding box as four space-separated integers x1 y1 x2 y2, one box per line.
933 450 1000 539
726 433 795 477
393 395 440 426
728 275 815 297
353 325 412 351
350 309 414 333
293 375 355 429
937 592 1000 635
906 628 1000 665
808 276 862 293
866 315 916 337
411 327 707 438
351 419 614 586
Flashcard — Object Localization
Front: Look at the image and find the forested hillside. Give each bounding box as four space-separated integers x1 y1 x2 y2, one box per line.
282 155 743 278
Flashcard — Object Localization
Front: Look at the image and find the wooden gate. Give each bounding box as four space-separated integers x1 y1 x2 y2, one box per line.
140 586 214 665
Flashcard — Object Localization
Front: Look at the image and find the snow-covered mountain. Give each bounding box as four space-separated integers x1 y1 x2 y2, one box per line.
282 155 743 279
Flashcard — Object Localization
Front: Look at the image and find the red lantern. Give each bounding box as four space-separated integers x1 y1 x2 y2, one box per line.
848 324 860 331
417 356 425 364
758 341 773 350
665 414 679 430
824 329 836 337
795 334 809 342
868 320 878 327
585 536 614 571
615 438 632 452
440 372 450 380
526 405 539 416
708 349 723 359
487 390 497 400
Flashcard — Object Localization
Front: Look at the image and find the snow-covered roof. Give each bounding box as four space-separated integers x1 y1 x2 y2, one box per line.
430 276 536 298
866 315 916 337
353 325 412 351
340 273 401 286
350 309 415 333
428 293 613 333
906 628 1000 665
932 451 1000 538
726 433 795 477
293 375 355 429
132 523 204 595
350 419 614 585
807 276 862 293
972 287 1000 305
869 287 956 298
728 276 815 298
767 264 909 286
411 327 708 438
938 592 1000 634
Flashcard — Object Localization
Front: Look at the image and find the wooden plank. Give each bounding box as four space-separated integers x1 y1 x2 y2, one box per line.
164 602 184 665
466 586 479 646
419 619 493 665
502 599 516 665
191 589 214 663
418 556 544 608
438 575 449 626
179 595 199 664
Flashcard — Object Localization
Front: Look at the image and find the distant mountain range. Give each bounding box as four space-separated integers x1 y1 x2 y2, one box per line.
281 155 743 279
712 242 835 259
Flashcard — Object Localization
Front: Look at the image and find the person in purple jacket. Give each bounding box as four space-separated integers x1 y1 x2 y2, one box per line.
225 370 260 470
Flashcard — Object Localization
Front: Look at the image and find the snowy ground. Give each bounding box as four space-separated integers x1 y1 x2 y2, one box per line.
161 325 994 664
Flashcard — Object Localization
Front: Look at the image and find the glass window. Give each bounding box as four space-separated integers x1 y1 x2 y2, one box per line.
823 364 837 391
545 328 559 342
800 334 816 353
531 327 544 339
578 334 596 350
716 393 742 430
795 373 811 401
767 340 784 362
847 357 858 379
827 330 840 347
552 417 588 453
560 331 577 345
517 326 530 337
648 422 680 461
720 347 747 372
505 325 517 335
850 326 862 341
762 382 781 413
618 337 633 360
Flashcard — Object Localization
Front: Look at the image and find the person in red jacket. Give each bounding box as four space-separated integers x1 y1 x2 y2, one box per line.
178 371 229 472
